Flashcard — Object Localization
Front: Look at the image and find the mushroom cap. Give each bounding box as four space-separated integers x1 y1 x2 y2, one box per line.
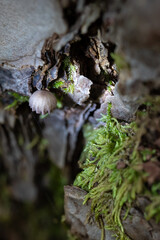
29 90 57 115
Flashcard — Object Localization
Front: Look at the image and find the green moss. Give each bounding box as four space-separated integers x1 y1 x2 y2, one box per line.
101 68 110 81
63 83 75 94
100 68 114 93
49 56 76 94
74 101 160 239
106 80 114 92
4 92 29 110
145 196 160 223
74 103 135 239
67 231 79 240
51 78 74 94
40 113 49 119
140 148 156 161
52 80 64 89
63 56 76 82
63 56 76 94
26 136 40 149
111 53 130 71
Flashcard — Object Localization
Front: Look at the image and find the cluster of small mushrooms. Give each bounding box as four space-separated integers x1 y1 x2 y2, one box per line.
29 90 57 115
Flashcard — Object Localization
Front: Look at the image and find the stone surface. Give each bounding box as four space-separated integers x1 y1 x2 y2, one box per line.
0 65 34 96
0 106 38 201
100 0 160 121
53 3 100 51
94 83 139 121
64 185 115 240
122 197 160 240
1 0 160 239
42 110 67 168
69 75 93 105
64 186 160 240
0 0 67 96
0 0 67 67
42 104 96 168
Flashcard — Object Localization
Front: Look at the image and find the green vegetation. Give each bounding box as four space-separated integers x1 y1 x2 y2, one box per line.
50 56 76 94
111 53 130 71
63 56 76 83
40 113 49 119
4 90 62 113
107 80 114 92
101 68 110 81
63 83 75 94
4 92 29 110
51 78 75 94
52 80 64 89
74 101 160 239
63 56 76 94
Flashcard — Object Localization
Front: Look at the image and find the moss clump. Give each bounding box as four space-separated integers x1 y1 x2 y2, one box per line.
51 78 75 94
74 100 160 239
63 56 76 82
50 56 76 95
63 83 75 94
111 53 130 71
52 80 64 89
4 92 29 110
62 56 76 94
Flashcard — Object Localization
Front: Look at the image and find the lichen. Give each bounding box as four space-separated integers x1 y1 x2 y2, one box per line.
74 99 160 239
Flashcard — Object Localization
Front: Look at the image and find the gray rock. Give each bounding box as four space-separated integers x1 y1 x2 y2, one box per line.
64 186 115 240
42 110 67 168
0 0 67 67
0 108 38 201
69 75 93 105
100 0 160 121
42 104 96 168
53 3 100 51
94 83 139 121
122 197 160 240
0 0 67 96
0 65 34 96
64 186 160 240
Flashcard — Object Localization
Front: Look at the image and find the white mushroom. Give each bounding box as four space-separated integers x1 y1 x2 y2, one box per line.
29 90 57 115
